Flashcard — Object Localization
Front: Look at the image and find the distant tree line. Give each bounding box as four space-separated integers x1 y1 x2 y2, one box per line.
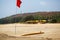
0 13 60 24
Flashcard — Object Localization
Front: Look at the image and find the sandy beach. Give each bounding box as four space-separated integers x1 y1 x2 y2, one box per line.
0 23 60 40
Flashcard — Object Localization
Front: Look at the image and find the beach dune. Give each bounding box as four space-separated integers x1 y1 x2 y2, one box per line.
0 23 60 40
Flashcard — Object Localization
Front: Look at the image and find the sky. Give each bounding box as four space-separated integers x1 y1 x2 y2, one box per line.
0 0 60 18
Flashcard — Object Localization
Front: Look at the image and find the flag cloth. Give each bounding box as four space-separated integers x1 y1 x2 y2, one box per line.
16 0 22 8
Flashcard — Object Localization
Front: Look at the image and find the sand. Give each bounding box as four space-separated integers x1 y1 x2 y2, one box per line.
0 23 60 40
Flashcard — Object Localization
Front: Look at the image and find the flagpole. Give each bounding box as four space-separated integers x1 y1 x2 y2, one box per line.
15 0 17 36
14 8 17 39
15 1 17 35
15 0 22 36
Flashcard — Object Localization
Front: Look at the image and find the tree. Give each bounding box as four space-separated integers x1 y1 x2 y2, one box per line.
23 15 34 22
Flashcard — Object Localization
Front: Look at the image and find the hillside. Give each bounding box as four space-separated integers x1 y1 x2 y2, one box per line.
0 11 60 24
9 11 60 18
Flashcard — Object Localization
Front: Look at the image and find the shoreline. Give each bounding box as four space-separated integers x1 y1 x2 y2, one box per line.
0 23 60 25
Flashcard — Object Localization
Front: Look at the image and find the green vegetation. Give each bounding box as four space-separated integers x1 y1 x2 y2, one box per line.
0 12 60 24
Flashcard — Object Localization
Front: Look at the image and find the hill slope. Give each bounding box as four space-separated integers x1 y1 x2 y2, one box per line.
0 11 60 24
10 11 60 18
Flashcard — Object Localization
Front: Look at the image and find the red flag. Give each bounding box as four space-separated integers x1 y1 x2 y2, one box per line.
16 0 22 8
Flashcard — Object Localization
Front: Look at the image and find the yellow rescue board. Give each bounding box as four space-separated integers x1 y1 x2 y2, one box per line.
22 31 44 36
